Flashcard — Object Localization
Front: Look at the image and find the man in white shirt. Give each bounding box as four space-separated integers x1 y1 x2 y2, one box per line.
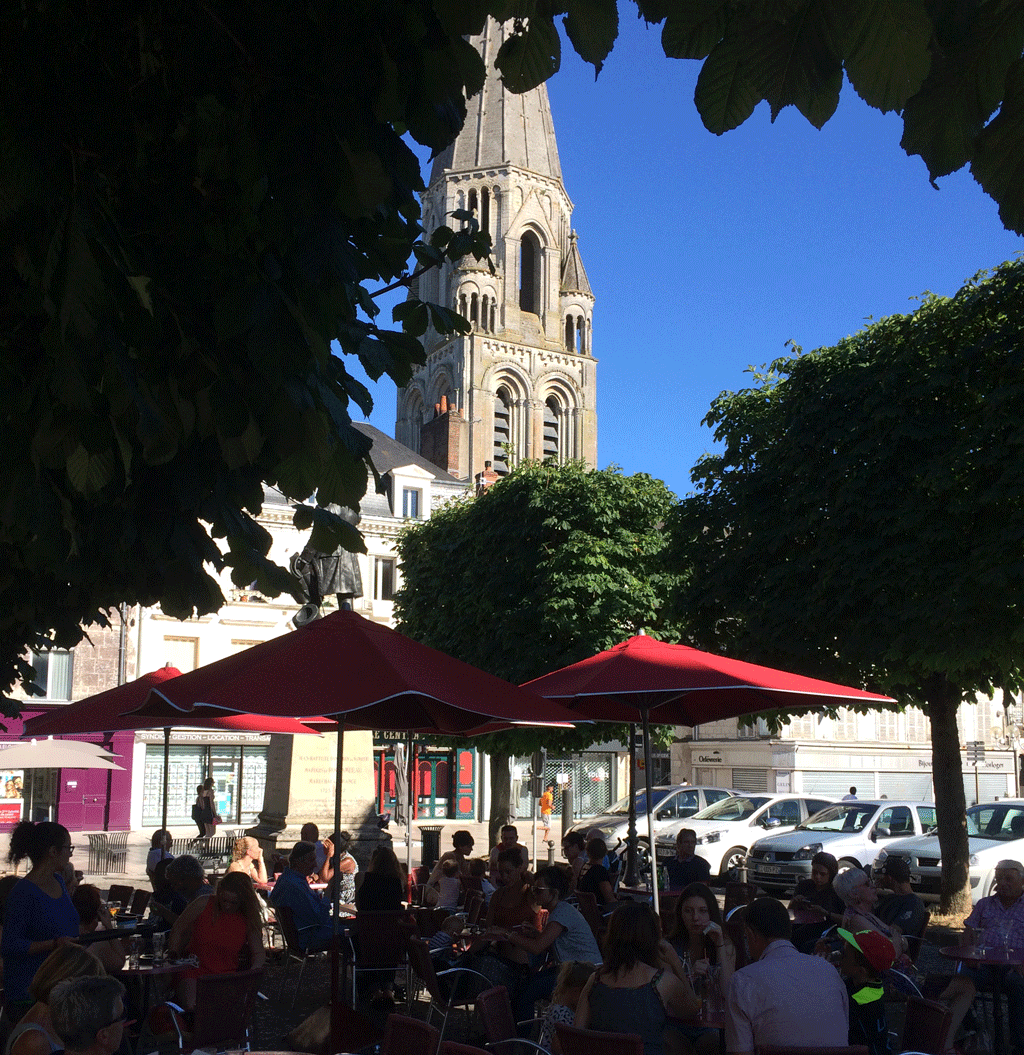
726 897 849 1055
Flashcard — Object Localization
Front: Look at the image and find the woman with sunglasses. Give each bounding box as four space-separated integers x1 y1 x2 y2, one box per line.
1 822 80 1020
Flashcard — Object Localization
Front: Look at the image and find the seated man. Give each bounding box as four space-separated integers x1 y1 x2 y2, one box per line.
940 858 1024 1053
725 897 848 1055
268 841 335 950
665 828 712 890
561 831 586 889
874 855 928 945
165 855 212 904
300 823 329 873
49 976 129 1055
488 825 530 886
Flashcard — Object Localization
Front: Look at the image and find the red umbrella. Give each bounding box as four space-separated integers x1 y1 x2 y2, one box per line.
523 633 896 911
24 667 327 830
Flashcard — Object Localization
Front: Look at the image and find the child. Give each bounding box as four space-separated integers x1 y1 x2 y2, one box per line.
539 960 596 1053
470 857 496 904
436 857 462 910
838 927 894 1055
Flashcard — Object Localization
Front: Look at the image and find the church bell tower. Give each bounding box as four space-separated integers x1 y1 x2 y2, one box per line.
396 19 598 483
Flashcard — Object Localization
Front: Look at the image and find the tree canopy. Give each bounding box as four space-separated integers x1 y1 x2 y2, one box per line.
668 256 1024 912
3 0 1022 704
394 460 679 838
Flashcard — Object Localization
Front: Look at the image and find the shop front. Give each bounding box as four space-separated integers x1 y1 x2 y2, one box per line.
139 729 270 827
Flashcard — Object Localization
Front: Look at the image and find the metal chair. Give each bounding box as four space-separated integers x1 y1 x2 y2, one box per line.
380 1014 440 1055
348 910 414 1008
466 892 485 927
107 883 134 907
103 833 129 873
407 935 494 1042
900 995 954 1055
476 985 549 1055
127 889 151 917
554 1023 643 1055
274 904 332 1009
165 967 264 1050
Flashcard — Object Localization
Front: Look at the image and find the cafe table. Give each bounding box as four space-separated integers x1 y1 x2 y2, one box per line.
120 956 194 1053
939 944 1024 1054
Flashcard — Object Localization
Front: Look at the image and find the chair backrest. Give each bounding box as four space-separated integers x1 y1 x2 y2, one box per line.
756 1046 869 1055
724 881 757 914
407 935 445 1003
352 910 412 968
724 904 750 970
466 892 485 926
476 986 517 1053
441 1043 490 1055
107 883 133 905
191 967 264 1049
381 1013 440 1055
907 911 931 966
554 1023 643 1055
274 903 304 955
409 866 430 904
901 996 953 1054
416 906 451 939
128 889 151 916
574 891 604 942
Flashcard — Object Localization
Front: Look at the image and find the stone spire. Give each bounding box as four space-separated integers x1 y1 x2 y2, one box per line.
429 20 563 186
561 230 592 296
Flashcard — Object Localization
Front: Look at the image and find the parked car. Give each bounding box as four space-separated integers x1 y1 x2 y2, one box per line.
567 784 737 873
654 793 836 880
871 798 1024 905
747 799 937 893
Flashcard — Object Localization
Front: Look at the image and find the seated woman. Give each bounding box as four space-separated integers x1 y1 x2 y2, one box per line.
70 885 125 974
146 830 174 887
319 830 358 906
5 944 105 1055
663 882 736 1055
833 867 909 960
789 851 844 952
577 900 700 1055
577 838 615 907
485 866 603 1025
169 871 266 1008
227 836 268 886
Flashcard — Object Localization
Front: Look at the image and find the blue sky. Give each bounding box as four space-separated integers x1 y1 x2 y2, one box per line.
364 16 1022 500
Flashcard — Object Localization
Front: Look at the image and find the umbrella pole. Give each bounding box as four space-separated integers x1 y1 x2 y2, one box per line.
641 708 659 917
624 723 639 888
161 727 170 833
330 722 345 1054
405 730 413 882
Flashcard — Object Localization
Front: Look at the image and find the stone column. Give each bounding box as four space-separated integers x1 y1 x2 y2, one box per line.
250 729 384 867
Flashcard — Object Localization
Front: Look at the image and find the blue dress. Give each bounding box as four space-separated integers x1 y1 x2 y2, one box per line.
0 875 80 1004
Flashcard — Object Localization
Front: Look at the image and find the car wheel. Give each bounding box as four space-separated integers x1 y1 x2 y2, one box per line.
720 847 747 882
839 857 864 872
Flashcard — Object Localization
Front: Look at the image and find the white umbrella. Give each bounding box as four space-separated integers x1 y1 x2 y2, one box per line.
36 738 118 760
0 740 124 770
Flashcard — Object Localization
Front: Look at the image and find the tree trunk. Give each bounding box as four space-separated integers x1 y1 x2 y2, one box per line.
489 753 511 848
928 675 972 916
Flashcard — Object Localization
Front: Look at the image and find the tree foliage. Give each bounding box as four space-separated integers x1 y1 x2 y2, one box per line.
668 256 1024 912
395 461 679 838
4 0 1022 704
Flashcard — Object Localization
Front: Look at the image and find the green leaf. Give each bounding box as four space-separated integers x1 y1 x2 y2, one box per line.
694 37 762 133
837 0 932 113
66 444 115 495
972 58 1024 236
662 0 728 61
496 15 561 93
563 0 619 75
393 298 430 337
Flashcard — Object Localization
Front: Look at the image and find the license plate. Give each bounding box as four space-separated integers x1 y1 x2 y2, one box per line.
759 865 780 875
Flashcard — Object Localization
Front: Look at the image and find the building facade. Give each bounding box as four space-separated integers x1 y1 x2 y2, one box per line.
396 17 598 483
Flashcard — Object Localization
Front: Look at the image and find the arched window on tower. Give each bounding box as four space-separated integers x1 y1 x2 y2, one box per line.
458 292 467 319
543 398 561 462
565 316 573 350
468 188 478 217
493 387 512 474
481 187 490 239
489 299 497 333
576 315 585 353
519 231 541 315
470 292 479 328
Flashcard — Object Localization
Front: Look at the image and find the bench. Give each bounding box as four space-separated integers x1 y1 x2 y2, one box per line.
170 834 234 870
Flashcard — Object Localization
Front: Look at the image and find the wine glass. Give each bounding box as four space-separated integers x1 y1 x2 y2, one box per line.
106 900 121 920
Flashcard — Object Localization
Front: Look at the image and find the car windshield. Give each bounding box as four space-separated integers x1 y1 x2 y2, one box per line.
797 803 877 832
966 803 1024 841
606 789 673 815
692 796 769 822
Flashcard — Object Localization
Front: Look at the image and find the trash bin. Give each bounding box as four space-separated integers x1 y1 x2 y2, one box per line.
420 824 445 870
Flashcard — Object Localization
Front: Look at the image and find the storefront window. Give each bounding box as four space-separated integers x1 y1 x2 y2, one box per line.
143 744 268 826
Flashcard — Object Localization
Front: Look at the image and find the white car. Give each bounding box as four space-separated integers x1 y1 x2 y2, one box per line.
872 798 1024 905
654 793 836 880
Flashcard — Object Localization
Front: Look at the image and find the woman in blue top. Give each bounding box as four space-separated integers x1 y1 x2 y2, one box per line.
1 822 80 1018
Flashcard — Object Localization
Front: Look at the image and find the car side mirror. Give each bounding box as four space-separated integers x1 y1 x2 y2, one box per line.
656 809 670 821
762 817 781 829
872 826 888 841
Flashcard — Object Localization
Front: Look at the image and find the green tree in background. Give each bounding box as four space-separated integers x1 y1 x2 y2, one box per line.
668 257 1024 913
395 460 678 843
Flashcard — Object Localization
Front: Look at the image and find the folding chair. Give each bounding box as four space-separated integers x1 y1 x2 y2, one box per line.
901 995 954 1054
407 935 494 1042
348 910 414 1008
274 904 332 1009
554 1023 643 1055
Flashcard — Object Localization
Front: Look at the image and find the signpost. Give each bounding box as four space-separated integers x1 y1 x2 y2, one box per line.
967 740 986 805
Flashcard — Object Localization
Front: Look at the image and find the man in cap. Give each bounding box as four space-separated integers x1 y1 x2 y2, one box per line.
838 928 895 1055
875 854 929 947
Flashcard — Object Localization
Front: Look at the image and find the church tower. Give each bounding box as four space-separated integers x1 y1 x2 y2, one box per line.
396 19 598 483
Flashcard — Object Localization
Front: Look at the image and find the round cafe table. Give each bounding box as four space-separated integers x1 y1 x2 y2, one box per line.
120 958 193 1053
939 945 1024 1054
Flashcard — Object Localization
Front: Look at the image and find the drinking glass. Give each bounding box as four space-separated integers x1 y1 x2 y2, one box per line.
151 931 165 962
128 935 141 969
